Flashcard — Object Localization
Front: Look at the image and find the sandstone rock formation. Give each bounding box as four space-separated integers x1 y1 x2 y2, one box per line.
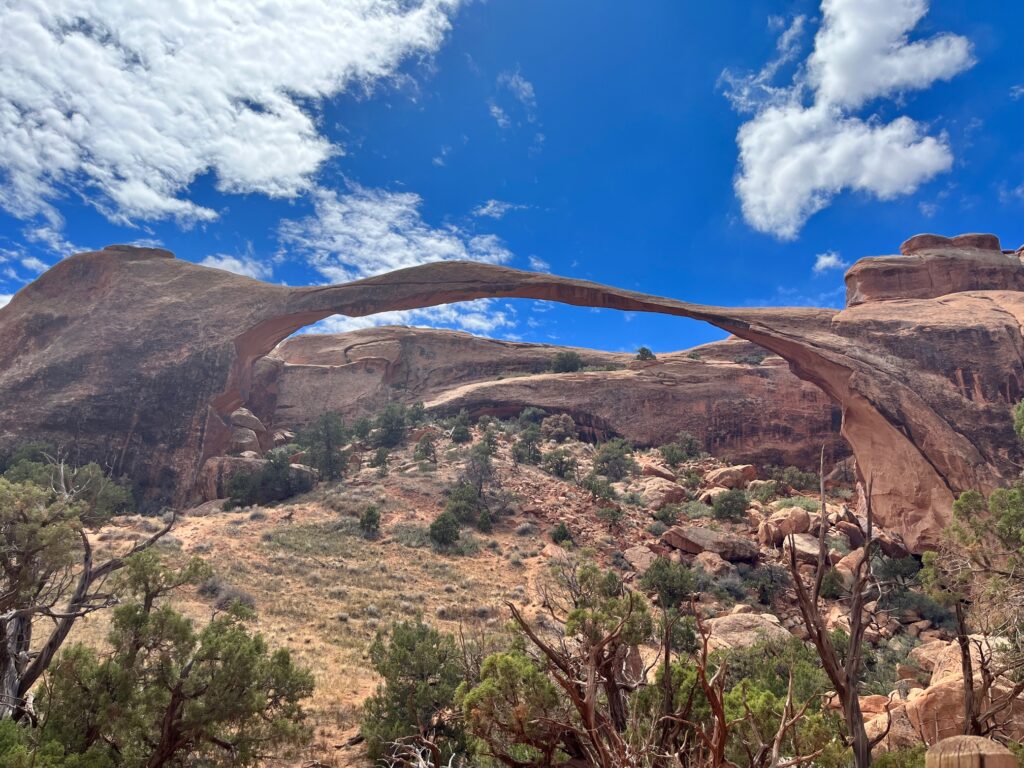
1 235 1022 550
262 327 842 466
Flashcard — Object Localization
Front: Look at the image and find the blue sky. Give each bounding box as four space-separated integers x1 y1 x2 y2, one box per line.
0 0 1022 352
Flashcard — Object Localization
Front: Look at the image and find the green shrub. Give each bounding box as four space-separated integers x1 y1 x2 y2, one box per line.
413 433 438 463
873 745 925 768
359 505 381 539
819 568 845 599
541 448 578 479
766 465 818 491
512 425 542 465
776 496 820 512
680 500 711 519
551 522 573 545
550 350 583 373
369 447 389 473
747 480 777 503
597 505 624 530
654 504 681 526
429 511 461 548
445 483 481 525
476 509 493 534
516 407 548 428
658 431 703 467
581 472 616 501
225 454 315 509
635 346 656 361
540 413 576 443
373 403 409 448
296 412 351 481
711 489 748 521
593 438 638 481
363 618 466 761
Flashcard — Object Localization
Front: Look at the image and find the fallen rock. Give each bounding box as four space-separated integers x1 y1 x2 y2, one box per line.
624 544 658 574
640 461 677 482
698 486 731 504
768 506 811 537
784 532 823 564
641 477 687 510
705 464 756 489
694 551 736 577
230 407 266 433
705 612 789 651
197 456 267 501
230 426 261 454
834 548 866 588
758 520 782 548
865 705 921 755
836 520 865 548
661 525 759 563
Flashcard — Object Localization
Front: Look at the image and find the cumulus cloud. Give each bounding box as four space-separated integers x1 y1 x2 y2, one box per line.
200 253 273 280
812 250 848 274
0 295 12 309
723 0 973 239
279 184 516 335
489 102 511 129
0 0 461 233
472 199 529 219
280 185 513 283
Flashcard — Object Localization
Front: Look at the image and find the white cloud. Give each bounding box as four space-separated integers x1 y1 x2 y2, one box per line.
279 184 516 335
812 250 848 274
472 199 528 219
489 102 510 129
20 256 48 273
498 69 536 111
1012 85 1024 101
200 253 273 280
0 0 461 232
527 255 550 272
280 185 513 283
724 0 973 239
0 295 12 308
304 299 514 336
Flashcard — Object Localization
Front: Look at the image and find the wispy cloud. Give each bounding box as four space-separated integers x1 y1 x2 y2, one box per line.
472 199 529 219
722 1 973 239
489 103 511 129
528 255 550 272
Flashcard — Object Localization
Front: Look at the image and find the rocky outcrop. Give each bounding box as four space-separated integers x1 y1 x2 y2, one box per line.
704 613 789 651
1 236 1023 550
265 328 843 466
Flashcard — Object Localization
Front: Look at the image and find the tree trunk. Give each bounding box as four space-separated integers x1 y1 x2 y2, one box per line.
955 602 981 735
0 614 31 720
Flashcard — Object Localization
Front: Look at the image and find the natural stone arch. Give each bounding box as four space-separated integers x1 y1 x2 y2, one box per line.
1 242 1021 551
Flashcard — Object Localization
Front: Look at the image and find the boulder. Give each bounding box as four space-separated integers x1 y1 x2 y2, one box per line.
834 548 866 588
272 428 295 446
909 638 946 675
694 551 736 577
705 464 756 489
624 544 658 574
660 525 760 563
758 520 782 548
197 456 267 501
230 407 266 433
229 426 261 454
784 533 823 565
865 705 921 755
704 612 789 651
640 461 677 482
836 520 865 548
874 530 911 559
767 506 811 537
641 477 687 510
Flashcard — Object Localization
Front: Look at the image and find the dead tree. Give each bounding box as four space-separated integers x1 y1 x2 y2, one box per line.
786 453 889 768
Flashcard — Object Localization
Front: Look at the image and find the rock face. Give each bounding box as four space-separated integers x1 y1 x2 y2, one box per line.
264 328 843 466
1 236 1023 549
704 613 789 651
